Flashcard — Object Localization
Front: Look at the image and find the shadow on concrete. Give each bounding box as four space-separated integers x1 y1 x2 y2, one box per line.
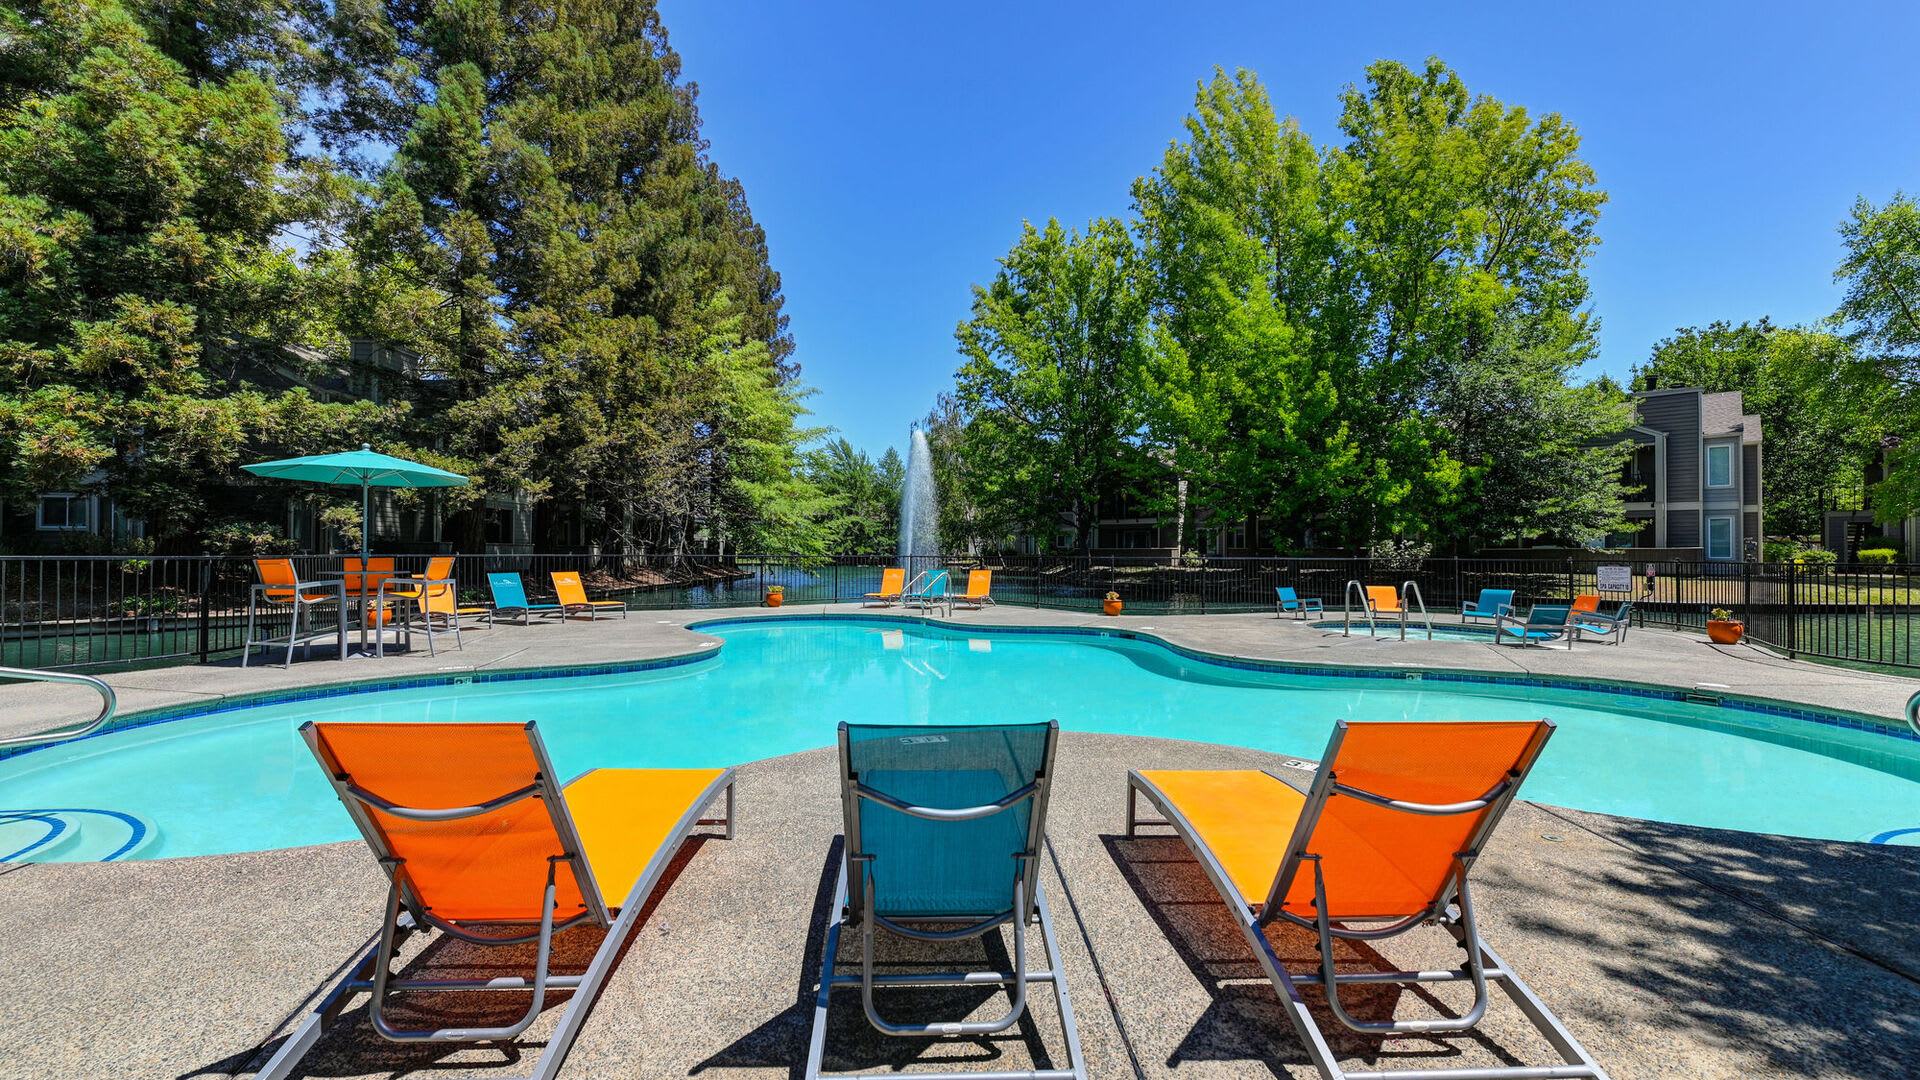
691 835 1065 1080
1498 809 1920 1080
206 835 716 1080
1102 833 1527 1078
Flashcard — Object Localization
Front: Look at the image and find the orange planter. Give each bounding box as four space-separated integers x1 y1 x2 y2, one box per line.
765 591 783 608
364 606 393 627
1706 619 1744 644
1103 599 1123 617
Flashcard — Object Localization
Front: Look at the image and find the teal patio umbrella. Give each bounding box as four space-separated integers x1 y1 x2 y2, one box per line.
241 444 468 563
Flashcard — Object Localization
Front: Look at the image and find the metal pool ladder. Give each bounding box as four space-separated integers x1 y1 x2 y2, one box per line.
1402 579 1433 640
1342 580 1373 637
0 666 118 750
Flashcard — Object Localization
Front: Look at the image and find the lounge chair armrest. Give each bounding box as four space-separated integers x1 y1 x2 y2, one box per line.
854 780 1037 820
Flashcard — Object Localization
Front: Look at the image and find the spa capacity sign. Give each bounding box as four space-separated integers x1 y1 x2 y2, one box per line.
1595 565 1633 593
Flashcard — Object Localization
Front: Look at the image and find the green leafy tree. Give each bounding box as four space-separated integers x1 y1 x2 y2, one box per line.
0 0 397 548
954 218 1152 555
1832 193 1920 521
1631 320 1875 537
808 439 902 554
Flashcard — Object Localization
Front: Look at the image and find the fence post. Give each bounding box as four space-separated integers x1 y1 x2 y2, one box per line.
197 557 213 664
1786 559 1797 658
1452 557 1463 614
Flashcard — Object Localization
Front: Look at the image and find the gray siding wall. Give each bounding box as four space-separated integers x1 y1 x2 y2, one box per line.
1742 444 1761 504
1668 509 1701 547
1744 511 1759 544
1703 437 1742 510
1637 392 1700 499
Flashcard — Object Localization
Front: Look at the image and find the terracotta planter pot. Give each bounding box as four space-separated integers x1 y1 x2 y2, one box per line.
363 606 393 627
1103 599 1123 617
1706 619 1744 644
765 592 784 608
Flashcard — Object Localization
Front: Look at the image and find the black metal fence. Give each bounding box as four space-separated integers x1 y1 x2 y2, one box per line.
4 553 1920 672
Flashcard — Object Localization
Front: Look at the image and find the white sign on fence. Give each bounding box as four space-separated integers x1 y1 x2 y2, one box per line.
1596 564 1633 593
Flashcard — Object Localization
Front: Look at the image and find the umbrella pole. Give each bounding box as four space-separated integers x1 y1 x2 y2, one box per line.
360 477 371 656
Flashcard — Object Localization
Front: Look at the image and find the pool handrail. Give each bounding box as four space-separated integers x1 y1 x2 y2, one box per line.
0 666 118 749
1907 690 1920 737
1402 579 1433 641
1341 580 1375 637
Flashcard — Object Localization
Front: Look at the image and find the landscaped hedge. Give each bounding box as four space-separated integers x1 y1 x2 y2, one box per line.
1856 547 1900 565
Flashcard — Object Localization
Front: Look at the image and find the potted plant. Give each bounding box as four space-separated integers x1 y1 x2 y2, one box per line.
765 584 784 608
1103 590 1123 617
1706 607 1743 644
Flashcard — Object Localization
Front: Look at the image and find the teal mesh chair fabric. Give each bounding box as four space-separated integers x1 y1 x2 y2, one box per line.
846 723 1051 919
1464 589 1514 617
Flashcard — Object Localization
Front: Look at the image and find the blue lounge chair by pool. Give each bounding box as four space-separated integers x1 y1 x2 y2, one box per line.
487 572 564 625
1461 588 1516 623
900 569 950 617
1274 586 1324 620
1494 604 1575 648
1573 600 1633 645
805 720 1086 1080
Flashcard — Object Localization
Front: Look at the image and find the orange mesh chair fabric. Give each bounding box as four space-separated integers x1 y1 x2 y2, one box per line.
551 571 622 611
964 569 992 599
386 556 455 601
865 568 906 600
1365 585 1403 614
343 557 395 598
1143 720 1547 921
256 559 335 604
1571 594 1600 613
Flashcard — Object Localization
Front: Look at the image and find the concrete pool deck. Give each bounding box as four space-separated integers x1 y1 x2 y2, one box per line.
1 607 1918 1078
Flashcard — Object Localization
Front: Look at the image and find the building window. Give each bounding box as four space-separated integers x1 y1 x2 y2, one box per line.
485 507 516 545
1224 520 1247 551
1706 444 1732 488
36 494 92 531
1706 515 1733 560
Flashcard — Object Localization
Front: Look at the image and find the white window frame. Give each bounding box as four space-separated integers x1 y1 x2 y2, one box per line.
1706 444 1733 488
1706 515 1734 560
36 493 93 532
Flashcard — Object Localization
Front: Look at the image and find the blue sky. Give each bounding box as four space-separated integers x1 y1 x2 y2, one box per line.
659 1 1920 461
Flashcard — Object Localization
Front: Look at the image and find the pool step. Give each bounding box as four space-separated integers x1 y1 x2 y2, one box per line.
0 809 157 862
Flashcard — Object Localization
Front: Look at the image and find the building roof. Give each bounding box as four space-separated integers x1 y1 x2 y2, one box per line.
1699 391 1762 443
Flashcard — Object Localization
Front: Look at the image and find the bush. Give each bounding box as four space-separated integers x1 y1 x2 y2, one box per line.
1794 547 1838 566
1762 540 1798 562
1856 547 1900 565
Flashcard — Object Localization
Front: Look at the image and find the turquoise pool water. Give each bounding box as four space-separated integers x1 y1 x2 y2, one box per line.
1311 620 1515 642
3 617 1918 860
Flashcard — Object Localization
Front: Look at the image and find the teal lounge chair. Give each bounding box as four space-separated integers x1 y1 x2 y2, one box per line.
805 721 1086 1080
1573 600 1633 644
1461 588 1516 623
487 572 564 625
1275 586 1324 620
1493 604 1575 648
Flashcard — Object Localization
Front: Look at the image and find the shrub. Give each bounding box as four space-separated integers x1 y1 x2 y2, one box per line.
1794 547 1838 566
1762 540 1798 563
1856 547 1900 565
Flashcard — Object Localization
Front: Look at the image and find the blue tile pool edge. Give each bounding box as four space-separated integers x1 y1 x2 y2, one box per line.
690 612 1920 749
0 649 721 763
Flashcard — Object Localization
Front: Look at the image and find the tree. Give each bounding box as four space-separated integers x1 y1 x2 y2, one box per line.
1832 193 1920 521
953 218 1152 554
1631 320 1875 537
1130 61 1617 549
808 439 901 554
0 0 398 548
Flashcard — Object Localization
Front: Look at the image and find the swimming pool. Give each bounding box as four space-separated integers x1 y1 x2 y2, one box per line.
1311 620 1517 642
3 617 1917 860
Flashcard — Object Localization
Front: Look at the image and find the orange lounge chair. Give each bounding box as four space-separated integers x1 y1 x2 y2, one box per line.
381 556 485 656
1125 720 1608 1080
862 567 906 607
255 721 736 1080
1571 593 1601 614
550 570 627 619
955 568 996 609
242 558 346 668
1364 584 1403 616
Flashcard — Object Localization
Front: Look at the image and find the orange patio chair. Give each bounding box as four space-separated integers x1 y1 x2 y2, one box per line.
550 570 627 619
254 721 736 1080
1571 593 1601 614
1125 720 1608 1080
862 567 906 607
955 568 996 609
1364 584 1403 615
242 558 345 668
382 556 488 656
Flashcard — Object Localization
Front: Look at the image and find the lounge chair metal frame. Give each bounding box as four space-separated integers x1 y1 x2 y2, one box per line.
255 723 736 1080
1493 604 1576 649
1459 589 1516 624
242 560 347 669
805 720 1087 1080
1276 586 1325 620
1125 721 1608 1080
1570 601 1632 645
551 570 628 620
956 568 997 610
862 567 907 607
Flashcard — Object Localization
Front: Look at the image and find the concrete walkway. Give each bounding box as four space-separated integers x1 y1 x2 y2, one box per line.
1 607 1917 1078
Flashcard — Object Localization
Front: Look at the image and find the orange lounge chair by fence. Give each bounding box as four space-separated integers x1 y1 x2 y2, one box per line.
253 721 736 1080
956 568 996 609
1124 720 1609 1080
1364 585 1403 615
863 567 906 606
550 570 628 619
